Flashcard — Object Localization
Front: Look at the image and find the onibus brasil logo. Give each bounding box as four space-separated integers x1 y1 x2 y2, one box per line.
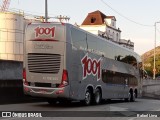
81 53 101 81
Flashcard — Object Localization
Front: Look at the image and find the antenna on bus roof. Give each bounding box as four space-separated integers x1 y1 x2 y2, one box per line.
56 15 70 23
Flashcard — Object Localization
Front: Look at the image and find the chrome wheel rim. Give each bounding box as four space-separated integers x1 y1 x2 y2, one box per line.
85 91 91 105
95 91 100 103
129 93 131 101
133 93 135 101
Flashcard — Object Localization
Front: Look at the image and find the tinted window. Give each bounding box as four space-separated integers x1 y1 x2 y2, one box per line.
102 69 138 86
114 46 140 67
71 28 87 49
87 34 98 51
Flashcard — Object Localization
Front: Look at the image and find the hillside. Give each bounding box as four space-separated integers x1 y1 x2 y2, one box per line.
141 46 160 76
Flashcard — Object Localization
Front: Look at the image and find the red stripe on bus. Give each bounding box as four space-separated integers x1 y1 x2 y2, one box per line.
30 39 58 41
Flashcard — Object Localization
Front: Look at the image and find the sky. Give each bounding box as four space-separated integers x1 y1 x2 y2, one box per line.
3 0 160 55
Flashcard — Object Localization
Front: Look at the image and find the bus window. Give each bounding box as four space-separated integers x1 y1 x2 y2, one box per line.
71 28 87 50
87 34 98 52
102 69 126 85
118 55 137 67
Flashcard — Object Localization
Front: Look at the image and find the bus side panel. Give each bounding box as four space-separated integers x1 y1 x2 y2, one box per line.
65 25 84 100
65 24 140 101
101 57 128 99
101 56 140 99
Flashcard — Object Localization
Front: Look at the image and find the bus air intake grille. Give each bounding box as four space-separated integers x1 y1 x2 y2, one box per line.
28 53 61 74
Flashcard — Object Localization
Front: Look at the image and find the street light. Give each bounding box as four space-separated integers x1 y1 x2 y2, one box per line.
153 21 160 79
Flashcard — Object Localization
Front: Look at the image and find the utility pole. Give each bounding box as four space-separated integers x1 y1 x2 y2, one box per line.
153 21 160 79
45 0 48 22
153 22 156 79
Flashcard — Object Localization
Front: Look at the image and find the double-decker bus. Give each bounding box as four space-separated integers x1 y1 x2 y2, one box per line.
23 22 142 105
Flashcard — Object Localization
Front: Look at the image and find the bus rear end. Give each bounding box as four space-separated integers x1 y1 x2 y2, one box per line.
23 22 69 99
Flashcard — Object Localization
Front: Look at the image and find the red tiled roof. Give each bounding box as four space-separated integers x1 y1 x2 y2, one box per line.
81 10 107 25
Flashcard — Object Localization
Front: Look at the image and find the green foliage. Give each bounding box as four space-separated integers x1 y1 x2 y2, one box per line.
142 47 160 77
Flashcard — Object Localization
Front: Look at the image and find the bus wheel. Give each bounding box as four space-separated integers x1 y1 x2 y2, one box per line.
125 92 131 102
47 99 57 105
83 89 92 105
131 93 136 102
94 88 102 104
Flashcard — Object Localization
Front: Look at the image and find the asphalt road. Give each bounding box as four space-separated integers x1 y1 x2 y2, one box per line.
0 98 160 120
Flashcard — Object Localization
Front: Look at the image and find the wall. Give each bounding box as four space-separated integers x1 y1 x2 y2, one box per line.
0 12 24 61
106 27 120 41
142 80 160 99
0 60 22 80
0 60 24 104
80 25 106 35
80 24 121 42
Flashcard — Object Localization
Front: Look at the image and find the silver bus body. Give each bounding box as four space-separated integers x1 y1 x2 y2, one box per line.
23 22 142 103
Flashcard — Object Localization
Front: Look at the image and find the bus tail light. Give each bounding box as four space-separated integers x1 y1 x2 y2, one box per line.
56 90 64 94
23 68 28 86
59 69 69 88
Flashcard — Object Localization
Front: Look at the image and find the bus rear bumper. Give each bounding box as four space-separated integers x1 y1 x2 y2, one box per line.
23 84 70 99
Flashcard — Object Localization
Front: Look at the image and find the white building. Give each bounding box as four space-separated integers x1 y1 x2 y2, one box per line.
80 10 134 50
0 11 41 62
0 11 24 61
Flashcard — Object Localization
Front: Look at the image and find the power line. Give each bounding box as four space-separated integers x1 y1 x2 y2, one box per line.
100 0 153 27
156 28 160 35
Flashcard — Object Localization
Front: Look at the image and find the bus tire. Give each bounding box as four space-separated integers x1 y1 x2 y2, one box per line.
94 88 102 104
131 93 136 102
47 99 57 105
125 92 131 102
83 89 92 105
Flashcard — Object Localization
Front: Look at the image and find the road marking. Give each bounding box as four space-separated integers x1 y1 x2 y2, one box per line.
109 106 128 111
128 118 137 120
